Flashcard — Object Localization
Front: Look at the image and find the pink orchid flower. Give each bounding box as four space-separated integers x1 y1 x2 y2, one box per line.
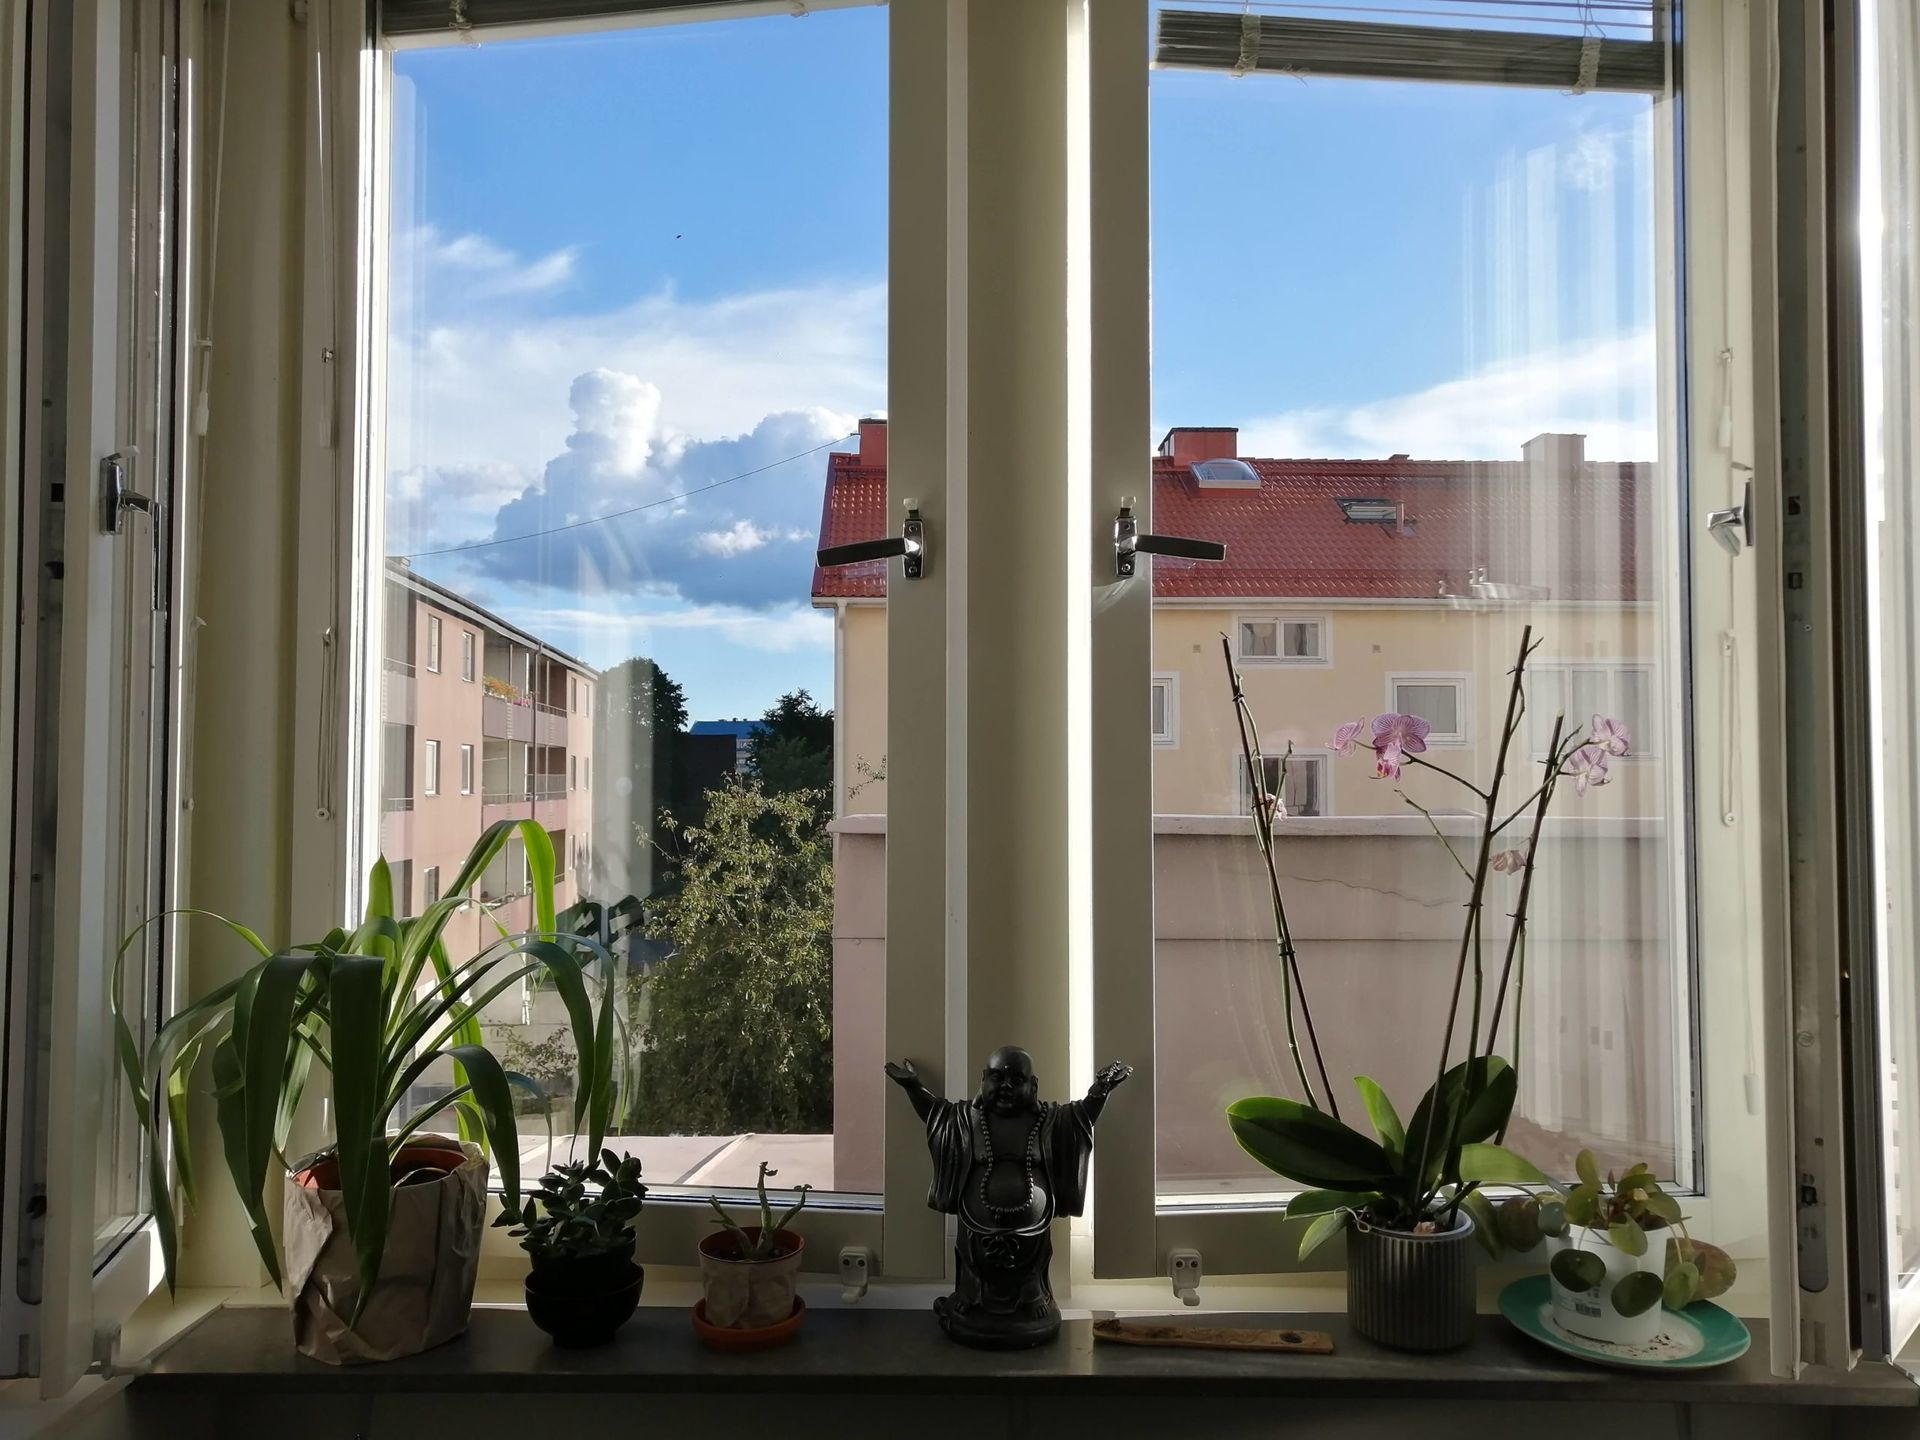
1369 712 1430 781
1565 743 1611 796
1589 714 1631 757
1490 849 1527 873
1331 718 1369 756
1372 712 1432 755
1256 790 1288 823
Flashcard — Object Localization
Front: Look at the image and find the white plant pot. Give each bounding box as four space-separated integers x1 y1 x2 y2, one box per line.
1546 1229 1666 1346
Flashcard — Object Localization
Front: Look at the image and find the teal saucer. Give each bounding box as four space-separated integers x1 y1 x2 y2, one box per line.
1497 1274 1752 1371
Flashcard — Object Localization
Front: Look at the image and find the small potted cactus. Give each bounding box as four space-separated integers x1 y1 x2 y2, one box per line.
1501 1149 1736 1346
693 1162 811 1349
498 1150 647 1348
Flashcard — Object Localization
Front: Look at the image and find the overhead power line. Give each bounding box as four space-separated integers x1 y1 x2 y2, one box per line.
389 432 857 561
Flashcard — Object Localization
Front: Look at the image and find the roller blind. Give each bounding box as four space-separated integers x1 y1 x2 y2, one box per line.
1153 10 1667 94
381 0 853 40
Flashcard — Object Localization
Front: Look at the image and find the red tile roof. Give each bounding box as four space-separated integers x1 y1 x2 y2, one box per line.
812 448 1652 603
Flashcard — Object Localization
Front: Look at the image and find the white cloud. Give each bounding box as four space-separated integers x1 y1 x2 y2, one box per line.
696 520 774 557
1234 330 1657 463
399 224 579 301
505 600 833 657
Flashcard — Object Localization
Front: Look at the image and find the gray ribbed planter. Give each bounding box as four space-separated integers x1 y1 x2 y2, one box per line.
1345 1212 1476 1352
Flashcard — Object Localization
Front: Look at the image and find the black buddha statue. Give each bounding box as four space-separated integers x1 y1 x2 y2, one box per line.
885 1048 1132 1348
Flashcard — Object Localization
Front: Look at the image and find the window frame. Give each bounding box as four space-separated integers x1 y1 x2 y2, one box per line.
1385 671 1472 747
461 629 475 682
1149 672 1179 747
306 0 956 1281
1233 611 1329 667
1088 0 1779 1283
1529 659 1659 761
1234 750 1332 819
426 613 442 673
459 743 474 795
423 738 440 797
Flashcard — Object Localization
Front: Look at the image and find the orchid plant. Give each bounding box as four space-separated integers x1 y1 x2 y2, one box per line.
1222 627 1632 1255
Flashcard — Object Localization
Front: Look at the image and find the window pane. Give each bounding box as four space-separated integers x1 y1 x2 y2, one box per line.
1240 620 1277 657
373 8 887 1194
1394 682 1461 738
1148 10 1690 1201
1151 681 1169 738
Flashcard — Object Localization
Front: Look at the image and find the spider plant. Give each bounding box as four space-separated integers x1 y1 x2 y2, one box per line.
111 819 624 1321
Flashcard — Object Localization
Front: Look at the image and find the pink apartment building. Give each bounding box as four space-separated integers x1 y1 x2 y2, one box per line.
380 561 598 959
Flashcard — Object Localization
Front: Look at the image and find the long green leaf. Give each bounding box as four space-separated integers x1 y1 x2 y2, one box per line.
1297 1210 1349 1262
1224 1097 1396 1191
210 1033 280 1285
328 955 392 1324
1285 1188 1378 1221
1456 1142 1549 1185
1352 1077 1405 1157
444 1044 515 1205
238 953 320 1243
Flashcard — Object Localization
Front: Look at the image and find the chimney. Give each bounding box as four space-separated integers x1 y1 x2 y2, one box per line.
1521 432 1586 472
858 417 888 468
1157 426 1240 464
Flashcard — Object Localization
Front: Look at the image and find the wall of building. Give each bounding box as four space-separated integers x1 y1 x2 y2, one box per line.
409 598 486 911
1149 604 1669 818
840 603 889 814
825 818 1684 1197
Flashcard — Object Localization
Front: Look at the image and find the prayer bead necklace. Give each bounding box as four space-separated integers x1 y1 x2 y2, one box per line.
979 1112 1039 1218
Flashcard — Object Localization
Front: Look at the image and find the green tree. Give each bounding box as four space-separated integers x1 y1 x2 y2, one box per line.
749 688 833 805
633 778 833 1135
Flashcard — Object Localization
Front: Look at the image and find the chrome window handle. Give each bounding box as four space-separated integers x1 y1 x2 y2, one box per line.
1115 500 1225 578
1708 480 1752 557
100 450 166 612
817 502 926 580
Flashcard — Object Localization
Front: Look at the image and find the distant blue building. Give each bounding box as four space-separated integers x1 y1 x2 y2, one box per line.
689 718 766 772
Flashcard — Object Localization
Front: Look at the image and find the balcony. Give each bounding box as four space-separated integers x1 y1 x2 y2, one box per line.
380 796 414 859
534 700 568 748
382 656 416 724
482 691 533 742
480 783 568 831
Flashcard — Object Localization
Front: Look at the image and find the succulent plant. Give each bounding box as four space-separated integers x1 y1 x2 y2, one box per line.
707 1160 811 1260
1497 1149 1736 1316
498 1150 646 1262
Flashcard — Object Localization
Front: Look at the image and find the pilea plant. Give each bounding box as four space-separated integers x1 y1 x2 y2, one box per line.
1495 1149 1738 1315
499 1150 647 1263
1222 626 1631 1253
707 1161 811 1260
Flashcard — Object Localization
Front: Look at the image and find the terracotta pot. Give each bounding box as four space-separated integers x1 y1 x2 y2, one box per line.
282 1135 487 1365
692 1295 806 1352
1345 1211 1477 1352
1547 1229 1666 1345
696 1227 804 1330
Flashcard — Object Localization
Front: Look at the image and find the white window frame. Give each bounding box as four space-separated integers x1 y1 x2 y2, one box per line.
1086 0 1783 1291
1529 659 1659 761
1149 672 1179 747
461 629 475 682
1385 672 1471 747
1233 612 1329 667
426 613 441 673
292 0 957 1282
1234 750 1331 819
423 739 440 797
460 743 474 796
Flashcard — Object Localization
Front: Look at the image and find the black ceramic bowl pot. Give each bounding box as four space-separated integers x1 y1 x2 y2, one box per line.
524 1243 645 1348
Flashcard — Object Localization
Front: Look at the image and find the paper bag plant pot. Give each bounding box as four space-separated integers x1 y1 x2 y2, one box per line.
697 1228 804 1330
284 1137 487 1365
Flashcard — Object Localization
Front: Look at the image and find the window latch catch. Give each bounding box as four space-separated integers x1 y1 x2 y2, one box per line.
1116 500 1225 578
816 502 925 580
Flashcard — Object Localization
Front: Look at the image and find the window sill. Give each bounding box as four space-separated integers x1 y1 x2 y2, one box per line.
135 1306 1917 1408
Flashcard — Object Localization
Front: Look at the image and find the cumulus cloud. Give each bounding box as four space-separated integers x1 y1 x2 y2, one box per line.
413 368 857 612
1234 330 1657 463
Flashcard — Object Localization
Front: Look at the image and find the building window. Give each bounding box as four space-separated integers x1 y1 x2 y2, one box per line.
460 744 474 795
1388 675 1469 745
461 630 475 682
423 739 440 797
1237 752 1328 819
571 755 578 790
423 866 441 906
582 756 590 790
426 615 442 673
570 676 578 713
1236 615 1326 665
1530 664 1655 758
1150 674 1179 747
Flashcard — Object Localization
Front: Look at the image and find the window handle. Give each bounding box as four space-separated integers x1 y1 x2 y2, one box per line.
817 502 926 579
1115 500 1226 578
100 450 166 612
1707 479 1752 557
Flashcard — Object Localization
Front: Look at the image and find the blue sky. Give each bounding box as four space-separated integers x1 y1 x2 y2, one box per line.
385 3 1655 724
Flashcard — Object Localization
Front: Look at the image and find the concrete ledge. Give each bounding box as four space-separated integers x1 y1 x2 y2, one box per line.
136 1308 1915 1407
